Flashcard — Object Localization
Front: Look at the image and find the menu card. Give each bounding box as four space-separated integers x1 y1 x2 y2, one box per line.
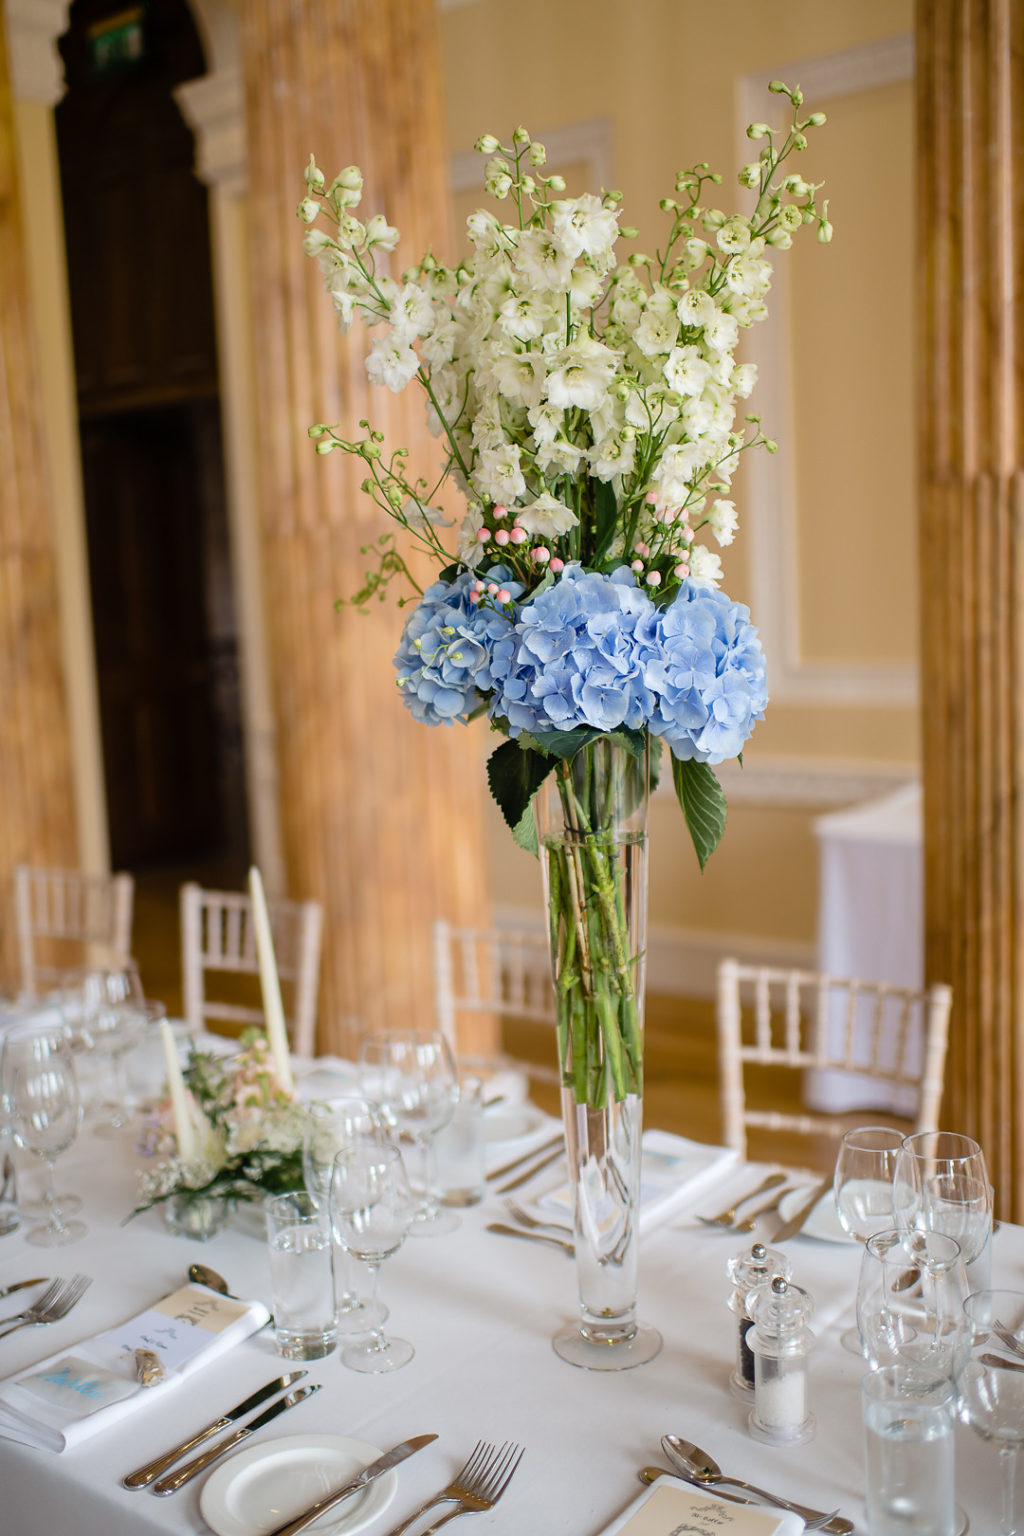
0 1283 269 1453
599 1479 803 1536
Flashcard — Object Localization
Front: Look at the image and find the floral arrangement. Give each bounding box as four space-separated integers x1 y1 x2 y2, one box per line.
299 89 829 1107
134 1031 306 1216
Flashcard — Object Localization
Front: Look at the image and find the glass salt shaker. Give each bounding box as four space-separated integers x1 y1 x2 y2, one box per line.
727 1241 791 1397
748 1275 815 1445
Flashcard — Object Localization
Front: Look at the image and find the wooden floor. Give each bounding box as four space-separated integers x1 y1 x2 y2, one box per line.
132 866 911 1180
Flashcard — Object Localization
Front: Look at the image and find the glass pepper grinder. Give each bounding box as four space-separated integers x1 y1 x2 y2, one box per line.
748 1274 815 1445
727 1241 791 1398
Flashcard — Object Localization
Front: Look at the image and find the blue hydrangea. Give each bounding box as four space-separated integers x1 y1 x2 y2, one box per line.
490 565 656 736
392 567 523 725
641 581 768 763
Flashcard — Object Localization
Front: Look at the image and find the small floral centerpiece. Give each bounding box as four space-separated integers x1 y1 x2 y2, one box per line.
133 1031 306 1221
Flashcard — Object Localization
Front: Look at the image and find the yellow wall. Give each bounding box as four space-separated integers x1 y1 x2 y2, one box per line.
440 0 918 983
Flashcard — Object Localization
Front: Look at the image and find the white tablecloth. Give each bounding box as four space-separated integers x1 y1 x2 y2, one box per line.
0 1117 1017 1535
810 782 923 1115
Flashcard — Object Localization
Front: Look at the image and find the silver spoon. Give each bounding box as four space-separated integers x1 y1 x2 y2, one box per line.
188 1263 232 1295
661 1437 854 1535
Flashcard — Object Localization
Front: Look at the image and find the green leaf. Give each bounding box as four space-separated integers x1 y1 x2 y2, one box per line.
487 739 553 832
437 562 461 582
604 726 647 759
527 727 603 761
592 480 619 562
649 735 663 794
672 756 727 870
511 798 539 857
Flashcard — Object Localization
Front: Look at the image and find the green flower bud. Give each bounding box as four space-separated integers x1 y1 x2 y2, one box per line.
768 79 787 93
659 198 677 213
746 121 771 140
361 477 374 493
308 423 328 439
315 439 335 455
818 219 834 243
528 142 546 165
793 133 808 151
702 208 725 230
303 155 325 193
804 111 827 127
620 225 639 239
474 133 500 155
513 125 530 147
547 175 566 193
296 197 319 223
738 164 760 189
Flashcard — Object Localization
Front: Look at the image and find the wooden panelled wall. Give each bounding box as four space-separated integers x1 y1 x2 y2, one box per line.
239 0 493 1054
918 0 1024 1217
0 11 78 984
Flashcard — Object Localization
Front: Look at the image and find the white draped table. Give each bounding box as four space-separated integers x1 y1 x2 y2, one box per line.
0 1115 1016 1535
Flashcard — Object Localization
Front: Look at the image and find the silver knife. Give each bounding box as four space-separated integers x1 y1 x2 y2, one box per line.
123 1371 307 1489
0 1277 47 1301
264 1432 439 1536
772 1174 834 1242
495 1144 564 1194
486 1132 563 1183
152 1383 321 1495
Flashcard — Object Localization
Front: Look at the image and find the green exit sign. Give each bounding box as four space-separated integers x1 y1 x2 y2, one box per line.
87 7 145 77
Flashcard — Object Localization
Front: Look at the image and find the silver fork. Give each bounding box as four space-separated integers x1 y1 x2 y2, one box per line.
0 1274 92 1341
503 1197 572 1236
382 1441 524 1536
695 1171 787 1228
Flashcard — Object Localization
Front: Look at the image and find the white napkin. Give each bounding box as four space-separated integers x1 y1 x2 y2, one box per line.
598 1475 802 1536
536 1129 738 1234
0 1283 269 1452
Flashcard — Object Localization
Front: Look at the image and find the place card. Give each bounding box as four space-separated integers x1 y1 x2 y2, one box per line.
103 1285 251 1372
600 1479 802 1536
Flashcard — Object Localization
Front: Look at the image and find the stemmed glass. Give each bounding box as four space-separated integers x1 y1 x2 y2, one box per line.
359 1030 459 1236
856 1227 970 1379
833 1125 905 1353
303 1095 390 1333
2 1021 85 1247
957 1291 1024 1535
895 1131 993 1269
69 965 146 1135
329 1142 416 1373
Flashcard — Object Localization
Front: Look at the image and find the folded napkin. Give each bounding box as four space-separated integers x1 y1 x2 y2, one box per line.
536 1129 738 1234
599 1476 802 1536
0 1283 269 1452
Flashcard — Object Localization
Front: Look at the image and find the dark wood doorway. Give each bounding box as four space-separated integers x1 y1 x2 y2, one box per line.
55 0 249 872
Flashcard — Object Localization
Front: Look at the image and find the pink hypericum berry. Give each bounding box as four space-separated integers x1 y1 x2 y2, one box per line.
634 540 650 557
469 590 481 603
476 527 489 543
509 527 527 545
487 582 499 595
549 557 565 573
532 546 550 563
631 559 644 573
674 562 690 578
646 570 662 586
645 491 657 504
493 504 508 520
494 528 510 546
496 588 511 604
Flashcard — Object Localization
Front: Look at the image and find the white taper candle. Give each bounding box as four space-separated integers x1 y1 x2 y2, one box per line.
160 1019 197 1163
248 866 294 1094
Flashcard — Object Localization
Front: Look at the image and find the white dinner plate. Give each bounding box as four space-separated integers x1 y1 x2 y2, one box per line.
199 1434 399 1536
776 1185 854 1244
482 1102 549 1146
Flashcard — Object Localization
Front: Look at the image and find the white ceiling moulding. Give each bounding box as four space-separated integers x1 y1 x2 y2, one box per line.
737 35 917 709
5 0 70 106
450 116 613 198
175 66 246 196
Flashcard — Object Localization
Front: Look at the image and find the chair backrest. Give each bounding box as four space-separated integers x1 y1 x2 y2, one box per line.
433 918 560 1082
180 882 323 1056
14 865 135 998
716 957 953 1160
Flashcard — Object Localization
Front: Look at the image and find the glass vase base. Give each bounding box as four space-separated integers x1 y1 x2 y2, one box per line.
840 1324 866 1355
408 1205 460 1237
552 1319 662 1371
341 1335 414 1374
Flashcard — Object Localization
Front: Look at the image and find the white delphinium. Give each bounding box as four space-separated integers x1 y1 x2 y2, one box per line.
515 493 579 539
689 544 724 586
545 333 620 411
551 192 619 260
707 498 739 546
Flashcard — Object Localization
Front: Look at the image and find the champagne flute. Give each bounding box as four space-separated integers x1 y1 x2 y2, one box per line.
303 1095 389 1333
958 1291 1024 1535
329 1142 416 1373
834 1125 904 1353
359 1030 459 1236
3 1021 85 1247
895 1131 993 1267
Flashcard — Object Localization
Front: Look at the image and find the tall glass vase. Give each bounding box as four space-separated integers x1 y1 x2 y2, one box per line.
536 737 662 1370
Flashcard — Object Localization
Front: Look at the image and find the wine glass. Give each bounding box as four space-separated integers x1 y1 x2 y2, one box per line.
359 1030 459 1236
958 1291 1024 1534
833 1124 905 1353
895 1131 993 1267
329 1142 416 1373
2 1021 85 1246
303 1095 390 1333
856 1227 970 1380
70 965 146 1134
